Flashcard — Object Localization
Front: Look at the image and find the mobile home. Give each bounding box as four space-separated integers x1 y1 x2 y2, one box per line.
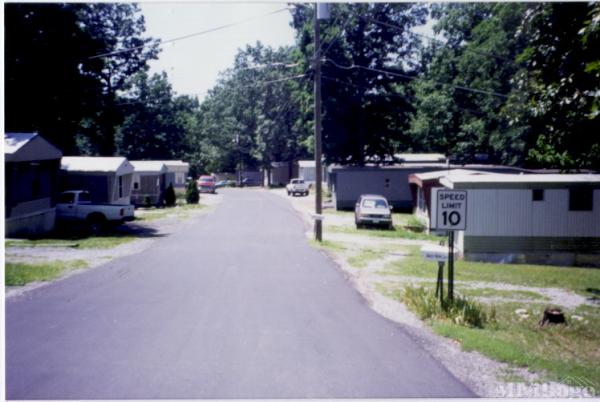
61 156 134 205
155 160 190 190
130 161 168 206
5 133 62 237
330 162 529 211
440 174 600 266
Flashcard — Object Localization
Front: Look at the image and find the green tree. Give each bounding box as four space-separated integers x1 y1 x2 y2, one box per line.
115 71 199 160
410 3 532 165
74 3 160 156
4 4 104 153
290 3 428 164
509 3 600 170
190 43 308 176
185 179 199 204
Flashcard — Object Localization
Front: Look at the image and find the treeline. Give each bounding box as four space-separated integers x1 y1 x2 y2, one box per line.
5 3 600 174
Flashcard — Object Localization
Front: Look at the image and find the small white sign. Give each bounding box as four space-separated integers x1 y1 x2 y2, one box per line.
421 245 453 262
431 188 467 230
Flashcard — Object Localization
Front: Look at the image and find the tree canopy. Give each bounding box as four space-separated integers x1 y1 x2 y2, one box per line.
4 3 599 173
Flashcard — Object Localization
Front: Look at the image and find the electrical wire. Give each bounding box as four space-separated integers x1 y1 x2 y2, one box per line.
116 73 307 106
362 16 519 65
324 58 510 99
89 7 291 60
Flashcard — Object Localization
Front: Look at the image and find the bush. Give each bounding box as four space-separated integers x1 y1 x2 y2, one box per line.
185 179 199 204
401 285 493 328
164 183 176 207
143 196 152 208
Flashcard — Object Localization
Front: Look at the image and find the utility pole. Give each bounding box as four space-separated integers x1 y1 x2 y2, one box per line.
314 3 328 242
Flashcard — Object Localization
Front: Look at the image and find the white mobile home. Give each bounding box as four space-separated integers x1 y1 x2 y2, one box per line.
61 157 134 205
298 160 327 184
5 133 62 237
409 169 493 227
130 161 168 206
440 174 600 266
154 160 190 190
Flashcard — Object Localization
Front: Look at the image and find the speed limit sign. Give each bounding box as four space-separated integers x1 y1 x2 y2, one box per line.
431 188 467 230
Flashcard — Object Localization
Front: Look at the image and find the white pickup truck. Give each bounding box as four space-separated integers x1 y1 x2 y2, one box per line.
56 191 135 232
286 178 310 196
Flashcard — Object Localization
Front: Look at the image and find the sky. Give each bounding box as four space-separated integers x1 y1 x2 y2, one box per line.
140 3 436 102
140 2 297 101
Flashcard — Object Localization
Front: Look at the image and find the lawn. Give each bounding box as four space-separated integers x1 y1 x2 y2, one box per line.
328 224 439 241
6 260 88 286
135 202 206 221
381 246 600 293
5 235 137 249
432 303 600 390
378 247 600 391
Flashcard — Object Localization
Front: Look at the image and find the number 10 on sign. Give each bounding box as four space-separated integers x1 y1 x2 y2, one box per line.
431 189 467 231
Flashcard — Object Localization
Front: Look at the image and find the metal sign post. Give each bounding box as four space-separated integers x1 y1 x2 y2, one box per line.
448 230 454 301
435 261 444 302
430 188 468 303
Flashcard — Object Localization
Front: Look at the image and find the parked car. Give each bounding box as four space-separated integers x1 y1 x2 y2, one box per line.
198 175 216 193
216 179 236 188
56 190 135 233
354 194 393 229
241 178 262 187
286 178 310 196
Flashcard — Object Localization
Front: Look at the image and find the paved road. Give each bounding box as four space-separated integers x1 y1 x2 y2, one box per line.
6 189 474 399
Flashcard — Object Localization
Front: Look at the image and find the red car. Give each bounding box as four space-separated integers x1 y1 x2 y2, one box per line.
197 175 216 194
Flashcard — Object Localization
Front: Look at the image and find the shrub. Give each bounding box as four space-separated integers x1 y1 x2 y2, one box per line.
143 196 152 208
185 179 199 204
164 183 176 207
401 285 492 328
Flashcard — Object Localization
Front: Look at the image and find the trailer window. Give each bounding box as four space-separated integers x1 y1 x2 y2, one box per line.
569 188 593 211
532 189 544 201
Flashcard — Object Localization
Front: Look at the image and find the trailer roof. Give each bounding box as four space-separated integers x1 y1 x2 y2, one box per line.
61 156 133 174
130 160 168 173
5 132 63 162
441 173 600 189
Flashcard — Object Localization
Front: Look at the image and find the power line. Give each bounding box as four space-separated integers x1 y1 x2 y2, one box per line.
324 58 510 99
116 73 307 106
322 75 487 116
362 16 518 65
89 7 291 60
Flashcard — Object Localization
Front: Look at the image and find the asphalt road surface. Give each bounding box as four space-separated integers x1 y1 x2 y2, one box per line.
6 189 474 399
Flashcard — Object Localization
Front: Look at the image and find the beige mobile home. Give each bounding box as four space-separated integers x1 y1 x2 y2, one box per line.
154 160 190 190
130 161 168 206
440 174 600 266
61 157 134 205
5 133 62 237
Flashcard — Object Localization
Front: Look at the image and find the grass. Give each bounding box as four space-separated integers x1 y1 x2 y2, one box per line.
309 239 347 252
328 224 439 241
347 249 387 268
6 235 137 249
459 287 551 301
381 246 600 293
6 260 88 286
135 202 206 222
431 303 600 390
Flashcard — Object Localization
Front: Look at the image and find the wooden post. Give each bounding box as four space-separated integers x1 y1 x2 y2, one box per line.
314 4 323 242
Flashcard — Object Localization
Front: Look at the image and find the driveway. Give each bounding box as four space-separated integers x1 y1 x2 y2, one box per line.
6 188 474 399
